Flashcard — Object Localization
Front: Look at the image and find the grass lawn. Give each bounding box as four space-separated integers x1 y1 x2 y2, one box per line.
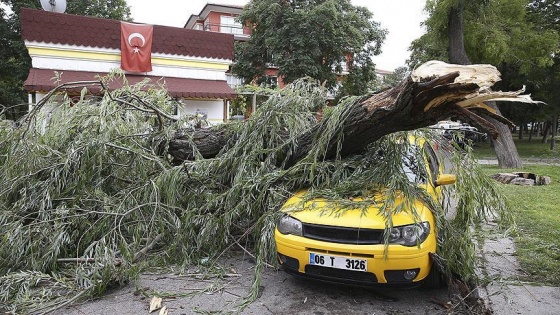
475 138 560 285
472 136 560 160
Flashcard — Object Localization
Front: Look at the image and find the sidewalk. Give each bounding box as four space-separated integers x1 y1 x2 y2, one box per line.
477 158 560 166
476 158 560 313
478 224 560 314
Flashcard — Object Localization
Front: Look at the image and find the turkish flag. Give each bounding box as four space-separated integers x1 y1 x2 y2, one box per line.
120 22 153 72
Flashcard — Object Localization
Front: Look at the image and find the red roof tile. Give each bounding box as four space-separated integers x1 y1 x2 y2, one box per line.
20 8 234 60
24 68 236 99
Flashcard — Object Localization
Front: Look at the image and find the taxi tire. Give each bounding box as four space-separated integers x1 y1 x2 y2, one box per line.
422 264 443 290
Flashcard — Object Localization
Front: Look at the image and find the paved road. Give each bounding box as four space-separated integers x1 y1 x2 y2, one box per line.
61 230 560 315
62 253 452 315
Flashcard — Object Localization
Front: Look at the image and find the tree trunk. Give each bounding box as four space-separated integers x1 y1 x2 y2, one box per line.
551 115 558 150
167 128 232 163
167 62 535 166
528 122 534 142
541 121 551 143
481 102 523 168
447 1 522 169
491 109 522 168
448 0 471 65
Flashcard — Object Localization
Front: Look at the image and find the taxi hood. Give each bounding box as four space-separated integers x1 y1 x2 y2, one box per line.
281 190 433 229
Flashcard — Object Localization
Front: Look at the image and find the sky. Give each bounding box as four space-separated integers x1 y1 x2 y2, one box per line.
128 0 427 71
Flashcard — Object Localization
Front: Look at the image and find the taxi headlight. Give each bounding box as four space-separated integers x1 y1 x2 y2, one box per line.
387 222 430 246
277 215 303 236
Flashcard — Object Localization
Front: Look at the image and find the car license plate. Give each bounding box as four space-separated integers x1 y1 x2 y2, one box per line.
309 252 367 272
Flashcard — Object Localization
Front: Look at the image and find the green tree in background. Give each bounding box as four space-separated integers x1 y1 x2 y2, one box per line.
232 0 387 96
66 0 131 20
408 0 558 167
409 0 557 71
381 66 409 88
335 51 380 99
0 1 35 120
525 0 560 148
0 0 131 120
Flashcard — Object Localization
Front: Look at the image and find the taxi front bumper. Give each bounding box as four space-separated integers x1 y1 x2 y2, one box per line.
275 229 436 287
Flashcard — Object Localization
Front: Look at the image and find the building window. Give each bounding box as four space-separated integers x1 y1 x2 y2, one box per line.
339 60 348 72
227 74 245 88
220 15 243 35
332 60 348 73
260 75 278 89
265 51 278 68
194 23 203 30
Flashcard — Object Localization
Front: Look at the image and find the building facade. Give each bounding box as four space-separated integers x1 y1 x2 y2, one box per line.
21 8 236 124
184 3 285 90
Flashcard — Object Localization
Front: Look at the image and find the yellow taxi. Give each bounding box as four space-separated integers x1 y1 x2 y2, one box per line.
274 138 456 288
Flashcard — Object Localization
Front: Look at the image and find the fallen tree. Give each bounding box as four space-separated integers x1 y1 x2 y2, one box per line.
0 62 535 313
168 61 535 165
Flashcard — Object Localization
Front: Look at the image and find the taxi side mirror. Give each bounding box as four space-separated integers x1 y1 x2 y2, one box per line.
436 174 456 186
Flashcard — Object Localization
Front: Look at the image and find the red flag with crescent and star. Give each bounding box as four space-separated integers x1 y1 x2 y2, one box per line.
120 22 153 72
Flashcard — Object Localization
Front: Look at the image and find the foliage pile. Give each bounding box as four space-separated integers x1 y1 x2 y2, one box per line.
0 77 511 313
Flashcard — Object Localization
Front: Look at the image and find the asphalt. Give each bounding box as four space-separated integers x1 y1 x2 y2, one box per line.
61 254 453 315
60 224 560 315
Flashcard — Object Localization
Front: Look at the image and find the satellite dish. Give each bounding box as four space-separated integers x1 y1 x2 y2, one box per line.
39 0 66 13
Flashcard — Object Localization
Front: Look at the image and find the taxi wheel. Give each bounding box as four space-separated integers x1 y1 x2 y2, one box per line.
422 264 443 290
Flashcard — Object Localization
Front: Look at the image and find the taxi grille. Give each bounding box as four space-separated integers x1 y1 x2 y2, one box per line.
302 223 383 245
305 265 378 283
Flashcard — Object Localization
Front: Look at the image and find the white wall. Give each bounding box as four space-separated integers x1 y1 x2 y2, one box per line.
178 99 225 124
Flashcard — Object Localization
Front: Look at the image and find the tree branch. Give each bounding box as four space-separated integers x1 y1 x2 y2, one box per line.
165 61 540 167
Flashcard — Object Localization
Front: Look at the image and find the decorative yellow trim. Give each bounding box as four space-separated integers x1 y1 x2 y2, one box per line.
27 47 229 70
28 47 118 61
153 58 228 70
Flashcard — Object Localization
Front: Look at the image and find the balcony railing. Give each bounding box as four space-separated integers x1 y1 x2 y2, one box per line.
204 22 245 35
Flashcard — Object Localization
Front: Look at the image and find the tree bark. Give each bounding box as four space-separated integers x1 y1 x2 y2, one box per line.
447 1 522 169
167 128 232 162
483 118 521 167
482 102 523 168
551 115 558 150
167 62 534 167
448 0 471 65
541 121 551 143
